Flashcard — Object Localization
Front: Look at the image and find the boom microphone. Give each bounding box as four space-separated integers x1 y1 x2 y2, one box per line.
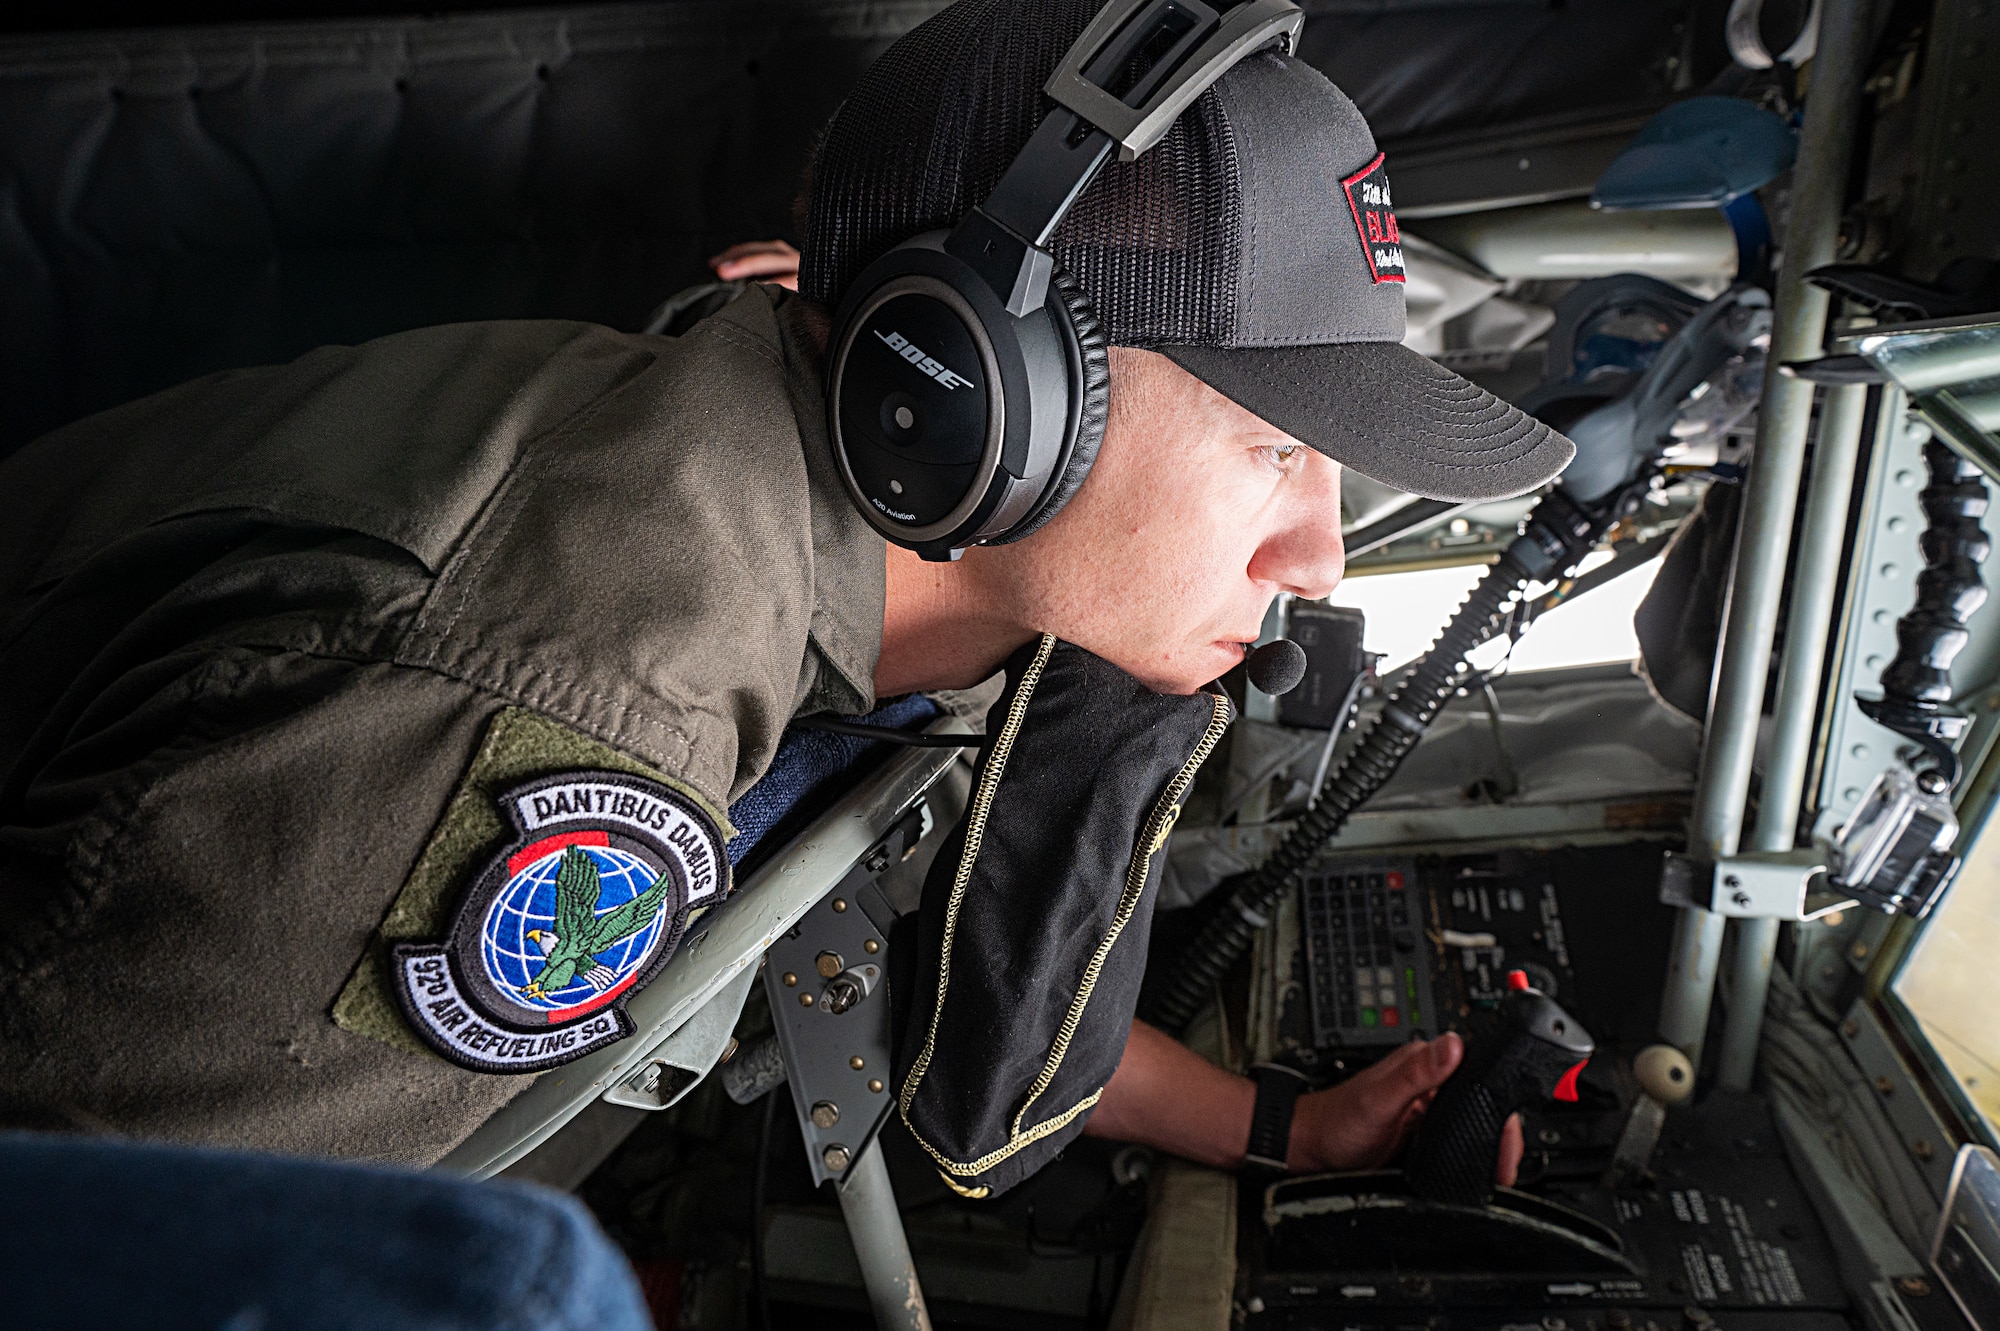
1246 638 1307 696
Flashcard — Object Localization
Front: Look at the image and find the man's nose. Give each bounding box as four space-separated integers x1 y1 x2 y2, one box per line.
1252 462 1346 599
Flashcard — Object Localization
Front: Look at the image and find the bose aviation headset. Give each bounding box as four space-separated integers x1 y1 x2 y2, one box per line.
826 0 1304 561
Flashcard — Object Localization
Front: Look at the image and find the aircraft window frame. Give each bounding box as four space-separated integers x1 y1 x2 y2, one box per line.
1873 742 2000 1153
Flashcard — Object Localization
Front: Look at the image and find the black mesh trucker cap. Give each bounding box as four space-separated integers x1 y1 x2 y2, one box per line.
802 0 1574 503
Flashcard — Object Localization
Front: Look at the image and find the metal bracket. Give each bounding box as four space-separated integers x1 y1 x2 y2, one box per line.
765 803 928 1187
602 963 756 1111
1659 849 1858 920
1933 1144 2000 1329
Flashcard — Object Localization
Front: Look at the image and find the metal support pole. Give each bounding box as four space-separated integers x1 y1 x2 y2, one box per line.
836 1140 933 1331
1657 0 1875 1066
1716 382 1871 1090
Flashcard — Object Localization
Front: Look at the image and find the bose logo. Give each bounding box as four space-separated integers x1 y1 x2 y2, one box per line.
875 329 974 391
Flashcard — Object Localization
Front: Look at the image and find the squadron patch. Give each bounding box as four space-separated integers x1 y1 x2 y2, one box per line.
1341 151 1405 284
392 771 727 1074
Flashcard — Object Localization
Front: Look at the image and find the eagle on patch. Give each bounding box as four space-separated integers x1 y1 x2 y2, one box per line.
523 845 677 1000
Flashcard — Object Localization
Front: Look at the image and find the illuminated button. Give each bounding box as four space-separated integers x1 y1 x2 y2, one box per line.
1361 1007 1378 1026
1382 1007 1401 1027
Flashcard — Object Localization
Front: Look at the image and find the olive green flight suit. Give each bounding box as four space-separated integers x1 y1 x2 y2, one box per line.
0 288 884 1164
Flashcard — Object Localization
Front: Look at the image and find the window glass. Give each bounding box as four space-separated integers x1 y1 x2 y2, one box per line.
1894 833 2000 1136
1327 551 1663 675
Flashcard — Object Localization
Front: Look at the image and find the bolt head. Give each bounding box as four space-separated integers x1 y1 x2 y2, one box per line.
824 977 861 1014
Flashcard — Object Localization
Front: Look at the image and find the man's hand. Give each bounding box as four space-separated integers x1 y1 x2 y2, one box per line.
710 239 801 289
1287 1033 1525 1184
1086 1021 1523 1185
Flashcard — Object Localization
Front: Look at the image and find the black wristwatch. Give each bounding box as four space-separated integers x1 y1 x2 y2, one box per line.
1243 1062 1311 1174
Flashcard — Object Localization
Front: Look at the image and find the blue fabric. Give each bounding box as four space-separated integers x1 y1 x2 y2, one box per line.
0 1132 652 1331
1590 96 1796 209
724 694 941 866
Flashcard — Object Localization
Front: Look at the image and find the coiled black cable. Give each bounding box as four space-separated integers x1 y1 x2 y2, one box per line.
1142 487 1610 1035
1861 439 1991 788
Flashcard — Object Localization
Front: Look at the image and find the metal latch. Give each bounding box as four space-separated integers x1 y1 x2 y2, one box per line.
1658 849 1858 920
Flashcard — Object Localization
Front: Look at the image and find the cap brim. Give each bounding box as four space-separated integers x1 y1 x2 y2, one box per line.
1161 340 1575 503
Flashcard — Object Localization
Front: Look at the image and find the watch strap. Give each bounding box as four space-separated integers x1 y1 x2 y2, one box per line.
1243 1062 1310 1173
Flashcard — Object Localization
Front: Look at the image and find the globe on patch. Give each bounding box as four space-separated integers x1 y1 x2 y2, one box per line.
479 844 666 1011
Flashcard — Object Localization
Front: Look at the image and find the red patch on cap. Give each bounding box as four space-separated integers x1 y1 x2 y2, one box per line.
1341 152 1405 284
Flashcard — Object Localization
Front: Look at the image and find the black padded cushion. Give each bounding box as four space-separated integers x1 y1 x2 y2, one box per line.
993 263 1108 544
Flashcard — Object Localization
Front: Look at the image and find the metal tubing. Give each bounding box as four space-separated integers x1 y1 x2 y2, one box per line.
837 1140 934 1331
1657 0 1876 1064
1716 382 1872 1090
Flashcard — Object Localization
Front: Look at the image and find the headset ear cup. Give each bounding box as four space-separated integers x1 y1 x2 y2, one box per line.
988 263 1109 544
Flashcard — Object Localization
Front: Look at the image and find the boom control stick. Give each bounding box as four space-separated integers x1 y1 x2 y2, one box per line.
1403 970 1594 1207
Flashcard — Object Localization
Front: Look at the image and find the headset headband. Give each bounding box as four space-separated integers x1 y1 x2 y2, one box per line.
947 0 1304 320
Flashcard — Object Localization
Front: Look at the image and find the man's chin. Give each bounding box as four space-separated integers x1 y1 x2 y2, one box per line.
1113 644 1241 696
